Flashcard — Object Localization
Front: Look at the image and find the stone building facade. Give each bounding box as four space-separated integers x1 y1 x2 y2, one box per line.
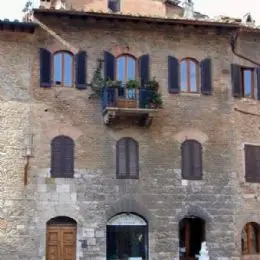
1 0 260 259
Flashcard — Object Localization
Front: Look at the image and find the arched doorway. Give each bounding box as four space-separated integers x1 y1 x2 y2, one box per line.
107 212 148 260
242 222 260 255
179 216 205 259
46 216 77 260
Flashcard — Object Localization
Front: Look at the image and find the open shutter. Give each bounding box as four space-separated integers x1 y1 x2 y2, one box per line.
256 68 260 100
193 141 203 180
40 48 51 88
168 55 179 93
182 141 191 180
51 138 63 177
138 54 150 87
245 145 257 182
104 51 115 81
75 51 87 89
128 139 139 178
231 64 242 97
200 58 212 95
63 137 74 178
117 138 127 178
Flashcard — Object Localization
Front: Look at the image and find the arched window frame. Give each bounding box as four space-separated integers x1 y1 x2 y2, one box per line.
53 50 74 87
180 58 200 93
242 222 260 255
116 54 137 83
181 139 203 180
116 137 139 179
51 135 74 178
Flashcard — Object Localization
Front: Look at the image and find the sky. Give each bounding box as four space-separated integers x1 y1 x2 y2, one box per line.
0 0 259 25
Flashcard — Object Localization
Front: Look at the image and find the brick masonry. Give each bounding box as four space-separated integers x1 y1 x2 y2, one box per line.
1 10 260 260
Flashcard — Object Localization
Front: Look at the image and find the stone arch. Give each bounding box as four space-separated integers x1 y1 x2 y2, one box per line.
174 128 208 144
109 44 143 58
106 196 155 230
47 216 77 225
44 124 82 141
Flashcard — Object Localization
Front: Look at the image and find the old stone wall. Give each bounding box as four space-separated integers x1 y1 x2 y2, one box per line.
1 15 260 260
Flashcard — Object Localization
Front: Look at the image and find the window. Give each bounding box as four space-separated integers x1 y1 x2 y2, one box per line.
242 222 260 255
116 137 139 179
241 68 255 98
181 140 202 180
108 0 120 12
51 135 74 178
53 51 73 87
245 144 260 183
180 58 199 93
116 55 136 82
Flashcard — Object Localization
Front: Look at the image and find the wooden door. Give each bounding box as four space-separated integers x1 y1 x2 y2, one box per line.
47 226 76 260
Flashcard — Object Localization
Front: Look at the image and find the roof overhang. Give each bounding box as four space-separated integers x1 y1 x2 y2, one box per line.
0 20 37 33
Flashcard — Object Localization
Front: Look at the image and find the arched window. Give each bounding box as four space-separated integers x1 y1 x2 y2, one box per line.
107 213 148 259
179 216 205 259
180 58 199 93
116 55 136 82
181 139 202 180
51 135 74 178
116 137 139 179
242 222 260 255
53 51 74 87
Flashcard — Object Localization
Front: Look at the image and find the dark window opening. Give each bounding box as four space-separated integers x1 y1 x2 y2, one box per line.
179 216 205 259
47 216 77 226
241 68 254 98
108 0 120 12
116 137 139 179
245 144 260 183
242 222 260 255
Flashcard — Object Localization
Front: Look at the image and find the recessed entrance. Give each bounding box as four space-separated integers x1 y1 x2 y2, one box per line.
46 216 77 260
106 213 148 260
179 216 205 260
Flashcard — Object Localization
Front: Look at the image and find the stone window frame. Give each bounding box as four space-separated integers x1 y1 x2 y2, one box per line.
240 67 256 98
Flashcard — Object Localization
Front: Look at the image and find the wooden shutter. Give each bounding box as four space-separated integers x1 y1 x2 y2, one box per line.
231 64 242 97
104 51 115 81
75 51 87 89
245 145 260 182
193 141 203 179
128 138 139 178
51 136 74 178
200 58 212 95
138 54 150 87
40 48 51 88
117 138 127 178
182 141 191 179
256 68 260 100
168 55 179 93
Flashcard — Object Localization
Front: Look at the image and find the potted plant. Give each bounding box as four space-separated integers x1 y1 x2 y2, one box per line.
144 77 159 91
107 79 122 88
149 92 163 109
125 79 141 89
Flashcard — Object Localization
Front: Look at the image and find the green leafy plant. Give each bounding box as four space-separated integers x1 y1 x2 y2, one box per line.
125 79 141 89
149 92 163 108
107 79 122 87
144 77 159 91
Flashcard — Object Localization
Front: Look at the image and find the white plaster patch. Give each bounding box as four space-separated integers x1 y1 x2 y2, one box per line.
17 225 25 230
71 193 77 202
37 184 47 192
56 184 70 193
181 180 188 186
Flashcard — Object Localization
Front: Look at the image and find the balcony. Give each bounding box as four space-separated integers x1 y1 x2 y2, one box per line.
101 86 160 125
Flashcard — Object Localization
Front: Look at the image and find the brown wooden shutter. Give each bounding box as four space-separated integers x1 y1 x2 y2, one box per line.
193 141 203 179
200 58 212 95
245 145 260 183
128 138 139 178
51 136 74 178
231 64 242 97
182 141 191 180
117 138 127 178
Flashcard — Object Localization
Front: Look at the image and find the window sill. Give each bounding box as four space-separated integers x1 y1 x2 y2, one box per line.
179 92 201 97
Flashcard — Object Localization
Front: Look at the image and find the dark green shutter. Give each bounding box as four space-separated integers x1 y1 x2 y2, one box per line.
40 48 51 88
231 64 242 97
75 51 87 89
138 54 150 87
168 55 179 93
200 58 212 95
104 51 115 81
256 68 260 100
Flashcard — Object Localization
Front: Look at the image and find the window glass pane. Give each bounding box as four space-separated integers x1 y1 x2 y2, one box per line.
117 57 125 82
64 53 73 87
180 60 187 92
54 53 62 84
127 56 136 80
243 69 253 97
190 61 197 92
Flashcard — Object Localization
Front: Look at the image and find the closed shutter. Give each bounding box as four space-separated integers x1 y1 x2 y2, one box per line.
40 48 51 88
104 51 115 81
245 145 260 182
256 68 260 100
138 54 150 87
75 51 87 89
168 55 179 93
51 136 74 178
200 58 212 95
182 141 191 179
128 138 139 178
231 64 242 97
193 141 203 179
117 138 127 178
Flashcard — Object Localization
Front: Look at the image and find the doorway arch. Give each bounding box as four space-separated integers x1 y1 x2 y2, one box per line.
46 216 77 260
107 212 148 260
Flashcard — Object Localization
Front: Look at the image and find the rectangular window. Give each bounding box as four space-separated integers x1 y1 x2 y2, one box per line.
241 68 255 98
245 144 260 183
108 0 120 12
